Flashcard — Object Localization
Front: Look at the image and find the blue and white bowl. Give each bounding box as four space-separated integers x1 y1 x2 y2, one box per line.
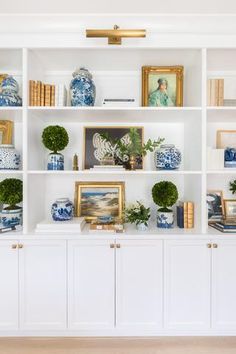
51 198 74 221
47 153 64 170
1 207 22 227
70 68 96 106
157 210 174 228
155 144 181 170
0 145 20 170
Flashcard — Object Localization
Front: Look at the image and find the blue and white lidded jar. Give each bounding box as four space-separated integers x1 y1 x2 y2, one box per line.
155 144 181 170
157 210 174 228
70 68 96 106
47 153 64 170
0 145 20 170
0 76 22 107
1 207 22 227
224 147 236 168
51 198 74 221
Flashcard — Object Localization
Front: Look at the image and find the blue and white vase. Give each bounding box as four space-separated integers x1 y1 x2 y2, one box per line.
0 145 20 170
51 198 74 221
157 210 174 228
47 153 64 170
224 147 236 168
0 76 22 107
70 68 96 106
1 76 19 93
1 207 22 227
155 144 181 170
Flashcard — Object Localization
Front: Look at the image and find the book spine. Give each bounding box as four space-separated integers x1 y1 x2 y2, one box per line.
37 81 41 106
33 81 37 106
40 83 45 106
29 80 34 106
210 79 216 106
187 202 194 229
55 85 59 106
177 206 184 228
50 85 55 106
218 79 224 106
44 84 51 107
183 202 188 228
215 79 219 106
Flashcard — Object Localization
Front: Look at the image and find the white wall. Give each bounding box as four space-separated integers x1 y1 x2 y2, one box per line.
1 0 236 14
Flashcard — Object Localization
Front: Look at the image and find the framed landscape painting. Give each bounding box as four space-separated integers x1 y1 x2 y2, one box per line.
83 126 144 170
142 66 184 107
75 181 125 221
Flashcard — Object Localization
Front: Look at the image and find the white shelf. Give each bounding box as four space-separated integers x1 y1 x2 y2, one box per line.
207 169 236 174
28 170 202 175
28 106 201 111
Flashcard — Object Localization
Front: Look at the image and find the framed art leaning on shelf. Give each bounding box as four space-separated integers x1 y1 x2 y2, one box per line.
142 66 184 107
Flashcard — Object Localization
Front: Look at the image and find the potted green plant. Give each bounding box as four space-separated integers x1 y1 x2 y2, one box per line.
230 179 236 194
42 125 69 170
101 127 164 170
152 181 178 228
0 178 23 227
125 201 151 231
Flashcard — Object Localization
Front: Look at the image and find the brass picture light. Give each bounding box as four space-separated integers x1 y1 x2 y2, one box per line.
86 25 146 45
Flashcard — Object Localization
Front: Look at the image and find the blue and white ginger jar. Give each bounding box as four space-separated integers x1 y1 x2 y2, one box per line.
70 68 96 106
224 147 236 168
47 153 64 170
51 198 74 221
157 210 174 228
0 76 22 107
155 144 181 170
1 207 22 227
0 145 20 170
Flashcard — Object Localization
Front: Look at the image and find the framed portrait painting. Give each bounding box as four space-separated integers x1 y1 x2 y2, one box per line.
207 190 224 223
83 126 144 170
142 66 184 107
75 181 125 222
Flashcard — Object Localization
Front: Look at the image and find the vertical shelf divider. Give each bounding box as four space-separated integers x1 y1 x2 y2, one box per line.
22 48 28 234
201 48 207 234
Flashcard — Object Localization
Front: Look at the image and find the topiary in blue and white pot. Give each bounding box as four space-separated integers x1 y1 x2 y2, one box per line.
47 153 64 170
1 207 22 227
51 198 74 221
70 68 96 106
155 144 181 170
157 209 174 228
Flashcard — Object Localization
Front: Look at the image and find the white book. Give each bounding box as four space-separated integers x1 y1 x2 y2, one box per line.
92 165 124 169
57 84 67 106
36 217 86 233
55 85 59 106
207 147 224 170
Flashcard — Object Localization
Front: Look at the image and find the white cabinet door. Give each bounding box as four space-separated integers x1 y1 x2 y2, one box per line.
0 241 18 330
68 240 115 330
212 240 236 330
116 240 163 330
165 240 211 330
19 240 67 330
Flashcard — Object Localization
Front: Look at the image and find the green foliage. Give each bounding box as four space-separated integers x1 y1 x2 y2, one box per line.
100 128 164 162
0 178 23 208
125 201 151 226
229 179 236 194
42 125 69 153
152 181 178 212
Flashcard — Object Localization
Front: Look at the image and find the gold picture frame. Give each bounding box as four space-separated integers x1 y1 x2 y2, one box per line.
224 199 236 220
142 66 184 107
83 126 144 170
74 181 125 222
0 120 13 144
216 130 236 149
207 190 225 223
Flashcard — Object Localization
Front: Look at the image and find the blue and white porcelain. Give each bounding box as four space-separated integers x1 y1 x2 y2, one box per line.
0 145 20 170
155 144 181 170
0 75 22 107
51 198 74 221
47 153 64 170
1 207 22 227
1 76 19 93
224 147 236 168
157 210 174 228
70 68 96 106
136 222 149 231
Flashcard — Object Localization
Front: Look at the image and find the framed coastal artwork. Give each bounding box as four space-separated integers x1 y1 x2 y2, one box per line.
207 190 224 223
0 120 13 144
216 130 236 149
142 66 184 107
224 199 236 219
83 126 144 170
74 181 125 222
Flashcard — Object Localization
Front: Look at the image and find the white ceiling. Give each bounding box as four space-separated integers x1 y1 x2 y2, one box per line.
1 0 236 13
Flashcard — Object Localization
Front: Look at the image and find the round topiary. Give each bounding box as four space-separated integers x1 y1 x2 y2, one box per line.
152 181 178 212
42 125 69 153
0 178 23 209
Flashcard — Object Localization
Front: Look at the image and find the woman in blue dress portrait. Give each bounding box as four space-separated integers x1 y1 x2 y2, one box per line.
148 78 174 107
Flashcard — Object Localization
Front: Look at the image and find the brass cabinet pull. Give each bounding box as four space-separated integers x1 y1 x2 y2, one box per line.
213 243 218 248
116 244 121 249
11 244 17 249
18 244 23 249
110 244 115 249
207 243 212 248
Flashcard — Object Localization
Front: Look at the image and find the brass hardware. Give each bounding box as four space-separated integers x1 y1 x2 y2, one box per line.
207 243 212 248
213 243 218 248
18 244 23 249
86 25 146 45
116 244 121 249
110 244 115 249
11 244 17 249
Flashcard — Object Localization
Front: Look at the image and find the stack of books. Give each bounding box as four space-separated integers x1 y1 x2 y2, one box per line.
89 218 124 233
223 99 236 107
29 81 67 107
210 219 236 233
35 217 86 234
90 165 125 171
207 79 224 106
177 201 194 229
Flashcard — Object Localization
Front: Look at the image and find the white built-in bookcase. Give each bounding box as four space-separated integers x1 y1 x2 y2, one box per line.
1 45 236 235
